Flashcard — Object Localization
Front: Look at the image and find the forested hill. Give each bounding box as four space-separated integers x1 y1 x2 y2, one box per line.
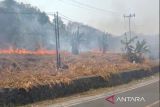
0 0 159 59
0 0 53 50
0 0 107 51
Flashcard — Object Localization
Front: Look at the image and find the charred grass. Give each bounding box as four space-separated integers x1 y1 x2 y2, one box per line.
0 52 156 89
0 53 158 106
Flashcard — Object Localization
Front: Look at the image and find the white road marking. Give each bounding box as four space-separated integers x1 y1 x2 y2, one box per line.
48 78 159 107
146 100 160 107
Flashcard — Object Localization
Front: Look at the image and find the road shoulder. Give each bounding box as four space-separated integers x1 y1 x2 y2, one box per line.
22 73 159 107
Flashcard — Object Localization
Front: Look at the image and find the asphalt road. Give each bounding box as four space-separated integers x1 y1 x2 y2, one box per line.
69 80 159 107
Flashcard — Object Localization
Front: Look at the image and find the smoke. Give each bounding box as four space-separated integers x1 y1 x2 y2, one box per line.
0 0 159 59
87 0 159 35
0 0 55 50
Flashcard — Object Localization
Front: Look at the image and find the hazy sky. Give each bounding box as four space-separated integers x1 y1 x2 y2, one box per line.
16 0 159 35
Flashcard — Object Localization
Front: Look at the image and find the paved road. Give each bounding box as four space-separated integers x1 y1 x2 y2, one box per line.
49 79 159 107
70 80 159 107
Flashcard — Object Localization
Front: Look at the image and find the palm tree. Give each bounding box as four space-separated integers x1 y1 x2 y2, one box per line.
134 40 149 62
121 33 149 63
121 34 137 55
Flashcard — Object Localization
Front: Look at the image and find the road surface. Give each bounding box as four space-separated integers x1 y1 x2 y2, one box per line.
49 78 159 107
70 80 159 107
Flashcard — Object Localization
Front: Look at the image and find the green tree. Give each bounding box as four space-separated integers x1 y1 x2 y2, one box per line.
121 33 149 63
134 40 149 62
121 34 137 55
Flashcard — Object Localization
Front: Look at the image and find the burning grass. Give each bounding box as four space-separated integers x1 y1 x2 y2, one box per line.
0 52 156 89
0 48 57 55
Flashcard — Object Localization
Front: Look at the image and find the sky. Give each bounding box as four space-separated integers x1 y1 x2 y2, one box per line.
16 0 159 35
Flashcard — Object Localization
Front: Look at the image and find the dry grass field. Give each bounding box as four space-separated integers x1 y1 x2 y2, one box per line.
0 52 156 89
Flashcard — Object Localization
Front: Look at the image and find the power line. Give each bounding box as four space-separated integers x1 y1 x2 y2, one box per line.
59 13 73 20
58 0 121 16
0 11 77 23
58 13 75 22
60 16 73 22
58 0 86 10
69 0 119 14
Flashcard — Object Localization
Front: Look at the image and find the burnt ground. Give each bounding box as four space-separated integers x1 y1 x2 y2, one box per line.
0 53 158 106
0 53 156 89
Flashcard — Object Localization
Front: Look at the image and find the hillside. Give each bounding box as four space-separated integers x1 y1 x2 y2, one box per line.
0 0 53 50
0 0 159 59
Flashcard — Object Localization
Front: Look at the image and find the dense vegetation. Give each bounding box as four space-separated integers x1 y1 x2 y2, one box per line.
0 0 53 50
0 0 105 51
0 0 159 58
121 34 149 63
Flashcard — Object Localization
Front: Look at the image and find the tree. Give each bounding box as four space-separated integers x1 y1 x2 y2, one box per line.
0 0 52 50
3 0 16 7
71 27 84 55
121 34 137 62
134 40 149 62
121 33 149 63
0 0 21 48
98 33 109 54
121 33 137 54
38 12 49 25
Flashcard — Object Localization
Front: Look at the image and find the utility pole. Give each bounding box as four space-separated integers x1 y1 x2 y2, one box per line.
56 12 61 68
54 12 61 69
124 14 135 39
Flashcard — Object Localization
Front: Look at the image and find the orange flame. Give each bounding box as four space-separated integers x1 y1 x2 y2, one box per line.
0 48 57 55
